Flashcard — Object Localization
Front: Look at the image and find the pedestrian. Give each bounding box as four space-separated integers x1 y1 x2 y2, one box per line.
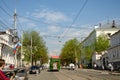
108 63 114 71
0 59 15 80
9 64 14 70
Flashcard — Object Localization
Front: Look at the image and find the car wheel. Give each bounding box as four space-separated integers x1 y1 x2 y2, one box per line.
36 70 39 74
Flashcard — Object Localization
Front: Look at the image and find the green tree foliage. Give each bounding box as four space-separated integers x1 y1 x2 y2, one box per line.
80 34 110 68
60 38 80 65
95 34 110 53
22 30 48 65
80 45 93 67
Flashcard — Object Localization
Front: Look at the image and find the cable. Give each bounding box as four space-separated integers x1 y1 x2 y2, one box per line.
1 0 14 13
0 6 13 17
0 23 8 30
17 14 59 26
61 0 88 37
0 20 11 29
0 16 9 27
17 17 24 32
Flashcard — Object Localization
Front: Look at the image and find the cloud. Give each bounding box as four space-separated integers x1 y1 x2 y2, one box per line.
32 9 69 23
58 24 93 43
47 25 61 33
49 49 61 56
27 23 37 27
18 17 30 23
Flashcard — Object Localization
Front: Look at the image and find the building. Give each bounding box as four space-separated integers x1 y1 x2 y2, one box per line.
81 21 120 67
0 29 19 67
107 30 120 71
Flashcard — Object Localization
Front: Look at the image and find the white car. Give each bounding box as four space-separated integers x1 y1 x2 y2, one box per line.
68 63 75 70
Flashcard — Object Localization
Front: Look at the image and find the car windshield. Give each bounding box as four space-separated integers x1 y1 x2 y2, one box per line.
18 69 26 73
31 66 39 69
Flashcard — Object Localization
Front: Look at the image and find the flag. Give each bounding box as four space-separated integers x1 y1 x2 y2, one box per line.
13 42 21 54
16 42 21 49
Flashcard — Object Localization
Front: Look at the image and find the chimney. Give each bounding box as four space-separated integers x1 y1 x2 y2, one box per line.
99 23 102 28
112 20 116 28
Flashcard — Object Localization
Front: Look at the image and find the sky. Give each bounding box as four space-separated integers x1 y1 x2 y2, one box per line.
0 0 120 56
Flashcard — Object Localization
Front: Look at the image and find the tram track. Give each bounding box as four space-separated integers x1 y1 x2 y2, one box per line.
54 69 90 80
54 71 74 80
62 69 92 80
72 69 111 80
53 69 119 80
56 69 109 80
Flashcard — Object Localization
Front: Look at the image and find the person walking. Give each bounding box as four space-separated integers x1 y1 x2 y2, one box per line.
0 59 15 80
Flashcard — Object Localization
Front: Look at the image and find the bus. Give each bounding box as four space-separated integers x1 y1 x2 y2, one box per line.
49 56 60 71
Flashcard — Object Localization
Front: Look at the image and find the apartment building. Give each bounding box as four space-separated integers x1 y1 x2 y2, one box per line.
81 21 120 67
0 29 19 67
107 30 120 71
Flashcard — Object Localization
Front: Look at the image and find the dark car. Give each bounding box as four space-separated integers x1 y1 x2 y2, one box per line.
29 66 40 74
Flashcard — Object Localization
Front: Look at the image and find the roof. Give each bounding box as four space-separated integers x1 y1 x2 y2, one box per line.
110 30 120 37
51 56 59 58
0 31 6 34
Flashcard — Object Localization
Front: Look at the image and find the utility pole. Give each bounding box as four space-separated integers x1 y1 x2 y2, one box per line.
31 36 33 66
14 9 17 68
20 34 23 67
75 47 78 68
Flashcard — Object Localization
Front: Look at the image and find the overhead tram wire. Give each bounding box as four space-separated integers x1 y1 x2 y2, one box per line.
0 15 10 26
61 0 88 38
0 0 23 32
0 22 8 30
0 6 13 18
1 0 14 13
0 19 11 29
17 16 25 33
0 6 15 29
17 14 60 26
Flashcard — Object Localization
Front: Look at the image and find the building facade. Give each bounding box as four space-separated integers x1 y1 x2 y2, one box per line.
81 22 120 67
0 29 19 67
108 30 120 70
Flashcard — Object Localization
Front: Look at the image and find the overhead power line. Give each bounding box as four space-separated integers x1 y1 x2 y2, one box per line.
1 0 14 13
17 17 25 33
61 0 88 37
0 15 12 28
0 20 11 29
17 14 61 26
0 6 13 17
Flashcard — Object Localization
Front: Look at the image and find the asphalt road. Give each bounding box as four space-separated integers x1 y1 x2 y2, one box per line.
28 69 120 80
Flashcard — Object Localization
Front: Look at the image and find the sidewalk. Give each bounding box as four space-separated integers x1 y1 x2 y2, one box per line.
77 68 120 75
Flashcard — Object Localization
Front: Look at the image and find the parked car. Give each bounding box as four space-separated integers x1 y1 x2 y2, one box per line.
2 68 28 80
68 63 75 70
29 66 40 74
15 68 28 80
2 69 15 78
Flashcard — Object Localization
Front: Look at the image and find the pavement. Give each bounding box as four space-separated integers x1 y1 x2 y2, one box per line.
77 68 120 75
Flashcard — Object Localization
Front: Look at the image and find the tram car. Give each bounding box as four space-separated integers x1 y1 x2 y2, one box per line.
49 56 60 71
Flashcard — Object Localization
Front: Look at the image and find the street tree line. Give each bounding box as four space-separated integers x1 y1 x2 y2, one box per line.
21 30 48 66
60 34 110 67
20 30 109 68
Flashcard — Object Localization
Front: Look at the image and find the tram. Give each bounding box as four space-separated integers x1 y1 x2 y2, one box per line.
49 56 60 71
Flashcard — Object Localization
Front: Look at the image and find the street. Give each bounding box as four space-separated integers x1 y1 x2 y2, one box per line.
28 69 120 80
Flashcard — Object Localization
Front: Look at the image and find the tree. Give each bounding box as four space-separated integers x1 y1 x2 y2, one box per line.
22 30 48 65
60 38 80 66
81 34 110 67
95 34 110 53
